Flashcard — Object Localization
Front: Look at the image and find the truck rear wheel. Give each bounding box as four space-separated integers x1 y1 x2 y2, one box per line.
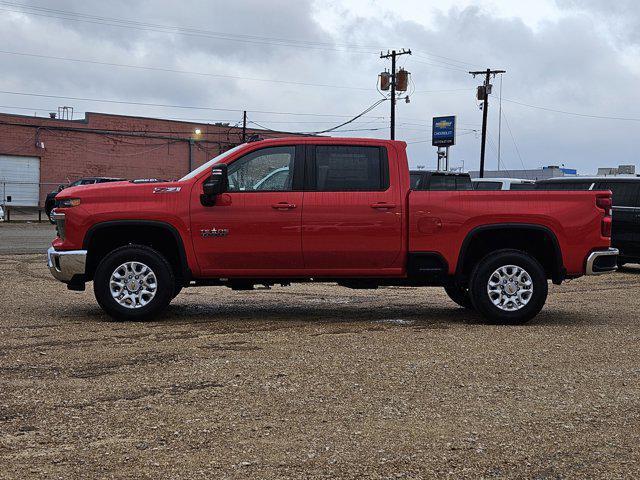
444 284 474 310
469 249 547 324
93 245 175 321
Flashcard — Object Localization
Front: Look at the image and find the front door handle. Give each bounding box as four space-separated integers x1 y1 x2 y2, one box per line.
370 202 397 209
271 202 296 210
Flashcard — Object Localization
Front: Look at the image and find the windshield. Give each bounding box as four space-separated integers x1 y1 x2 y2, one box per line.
179 144 245 182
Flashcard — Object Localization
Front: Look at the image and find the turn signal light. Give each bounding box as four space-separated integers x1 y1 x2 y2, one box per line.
57 198 81 208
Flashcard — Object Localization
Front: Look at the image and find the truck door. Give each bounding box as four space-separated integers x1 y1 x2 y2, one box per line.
190 145 304 275
301 144 403 273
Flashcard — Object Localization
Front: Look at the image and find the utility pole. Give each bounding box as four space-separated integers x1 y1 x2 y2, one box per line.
241 110 247 142
497 74 503 171
469 68 505 178
380 49 411 140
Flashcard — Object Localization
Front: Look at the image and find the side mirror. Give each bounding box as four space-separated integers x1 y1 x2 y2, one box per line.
201 164 228 206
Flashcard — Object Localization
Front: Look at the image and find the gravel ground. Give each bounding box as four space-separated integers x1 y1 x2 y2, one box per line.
0 254 639 479
0 224 55 254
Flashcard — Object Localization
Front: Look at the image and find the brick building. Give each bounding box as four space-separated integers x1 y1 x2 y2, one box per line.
0 111 294 207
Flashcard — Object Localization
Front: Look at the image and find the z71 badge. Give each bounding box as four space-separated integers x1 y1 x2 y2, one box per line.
200 228 229 238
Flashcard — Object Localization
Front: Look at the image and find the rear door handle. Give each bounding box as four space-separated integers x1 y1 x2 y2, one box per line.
271 202 296 210
370 202 397 209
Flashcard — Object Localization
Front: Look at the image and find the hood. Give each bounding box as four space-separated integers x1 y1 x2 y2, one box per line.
56 180 182 202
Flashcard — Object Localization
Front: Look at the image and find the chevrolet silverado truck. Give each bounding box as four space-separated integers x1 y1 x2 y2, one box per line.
47 137 618 324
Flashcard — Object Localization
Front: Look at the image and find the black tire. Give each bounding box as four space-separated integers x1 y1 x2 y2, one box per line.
46 206 55 224
45 199 56 224
173 285 183 298
444 283 474 310
469 249 547 324
93 245 175 321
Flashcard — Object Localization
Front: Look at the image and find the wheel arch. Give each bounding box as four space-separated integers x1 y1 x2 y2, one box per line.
456 223 565 283
83 220 191 285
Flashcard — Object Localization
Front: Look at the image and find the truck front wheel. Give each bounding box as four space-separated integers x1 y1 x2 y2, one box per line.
469 249 547 324
93 245 175 321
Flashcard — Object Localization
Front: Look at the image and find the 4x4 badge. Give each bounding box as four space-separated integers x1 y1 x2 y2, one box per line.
200 228 229 238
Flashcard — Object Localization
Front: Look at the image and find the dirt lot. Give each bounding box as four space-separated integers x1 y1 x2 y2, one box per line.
0 224 54 254
0 253 639 479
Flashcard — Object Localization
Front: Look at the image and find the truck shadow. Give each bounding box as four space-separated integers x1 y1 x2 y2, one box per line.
74 302 592 328
618 264 640 274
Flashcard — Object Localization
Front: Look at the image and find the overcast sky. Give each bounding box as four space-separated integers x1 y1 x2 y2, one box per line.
1 0 638 173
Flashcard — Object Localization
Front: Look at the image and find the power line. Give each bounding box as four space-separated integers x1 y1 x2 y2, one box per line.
501 97 640 122
0 4 372 54
0 103 483 135
410 58 470 73
413 88 474 94
406 130 476 144
501 108 526 170
249 98 388 135
0 1 488 73
0 50 481 96
412 51 482 69
0 89 392 118
486 134 511 176
0 49 374 92
310 99 387 134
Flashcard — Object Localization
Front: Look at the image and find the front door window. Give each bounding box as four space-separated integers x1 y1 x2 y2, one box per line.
227 146 295 192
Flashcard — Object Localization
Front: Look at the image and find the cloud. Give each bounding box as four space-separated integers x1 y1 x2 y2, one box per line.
0 0 638 173
556 0 640 44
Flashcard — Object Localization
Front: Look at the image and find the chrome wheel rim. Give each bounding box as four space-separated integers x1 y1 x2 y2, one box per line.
109 261 157 309
487 264 533 311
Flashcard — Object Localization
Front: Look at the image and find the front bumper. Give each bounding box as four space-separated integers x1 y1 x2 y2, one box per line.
47 246 87 283
585 248 619 275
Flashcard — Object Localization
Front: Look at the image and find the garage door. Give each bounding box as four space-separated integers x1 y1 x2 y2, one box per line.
0 155 40 207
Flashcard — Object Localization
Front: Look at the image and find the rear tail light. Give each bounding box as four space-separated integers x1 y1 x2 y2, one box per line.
596 195 612 238
596 195 612 214
601 216 612 237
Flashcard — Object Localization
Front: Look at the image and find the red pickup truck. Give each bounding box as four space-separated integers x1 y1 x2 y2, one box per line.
47 137 618 324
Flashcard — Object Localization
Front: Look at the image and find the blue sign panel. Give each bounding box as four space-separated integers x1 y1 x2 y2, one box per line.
432 116 456 147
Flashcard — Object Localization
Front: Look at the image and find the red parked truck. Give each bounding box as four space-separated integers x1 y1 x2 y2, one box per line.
47 137 618 324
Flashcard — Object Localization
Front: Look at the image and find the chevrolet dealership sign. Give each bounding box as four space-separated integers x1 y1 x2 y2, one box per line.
432 116 456 147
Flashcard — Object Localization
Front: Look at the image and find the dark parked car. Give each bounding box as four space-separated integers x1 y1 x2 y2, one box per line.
537 176 640 265
45 177 123 222
410 170 473 190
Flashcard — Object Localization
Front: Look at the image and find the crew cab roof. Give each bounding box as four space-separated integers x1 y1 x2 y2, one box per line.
473 177 535 183
240 136 407 147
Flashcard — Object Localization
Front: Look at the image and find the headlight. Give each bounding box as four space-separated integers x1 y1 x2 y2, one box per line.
56 198 81 208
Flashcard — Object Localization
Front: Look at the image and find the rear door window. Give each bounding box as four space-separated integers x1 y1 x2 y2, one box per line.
309 145 389 191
